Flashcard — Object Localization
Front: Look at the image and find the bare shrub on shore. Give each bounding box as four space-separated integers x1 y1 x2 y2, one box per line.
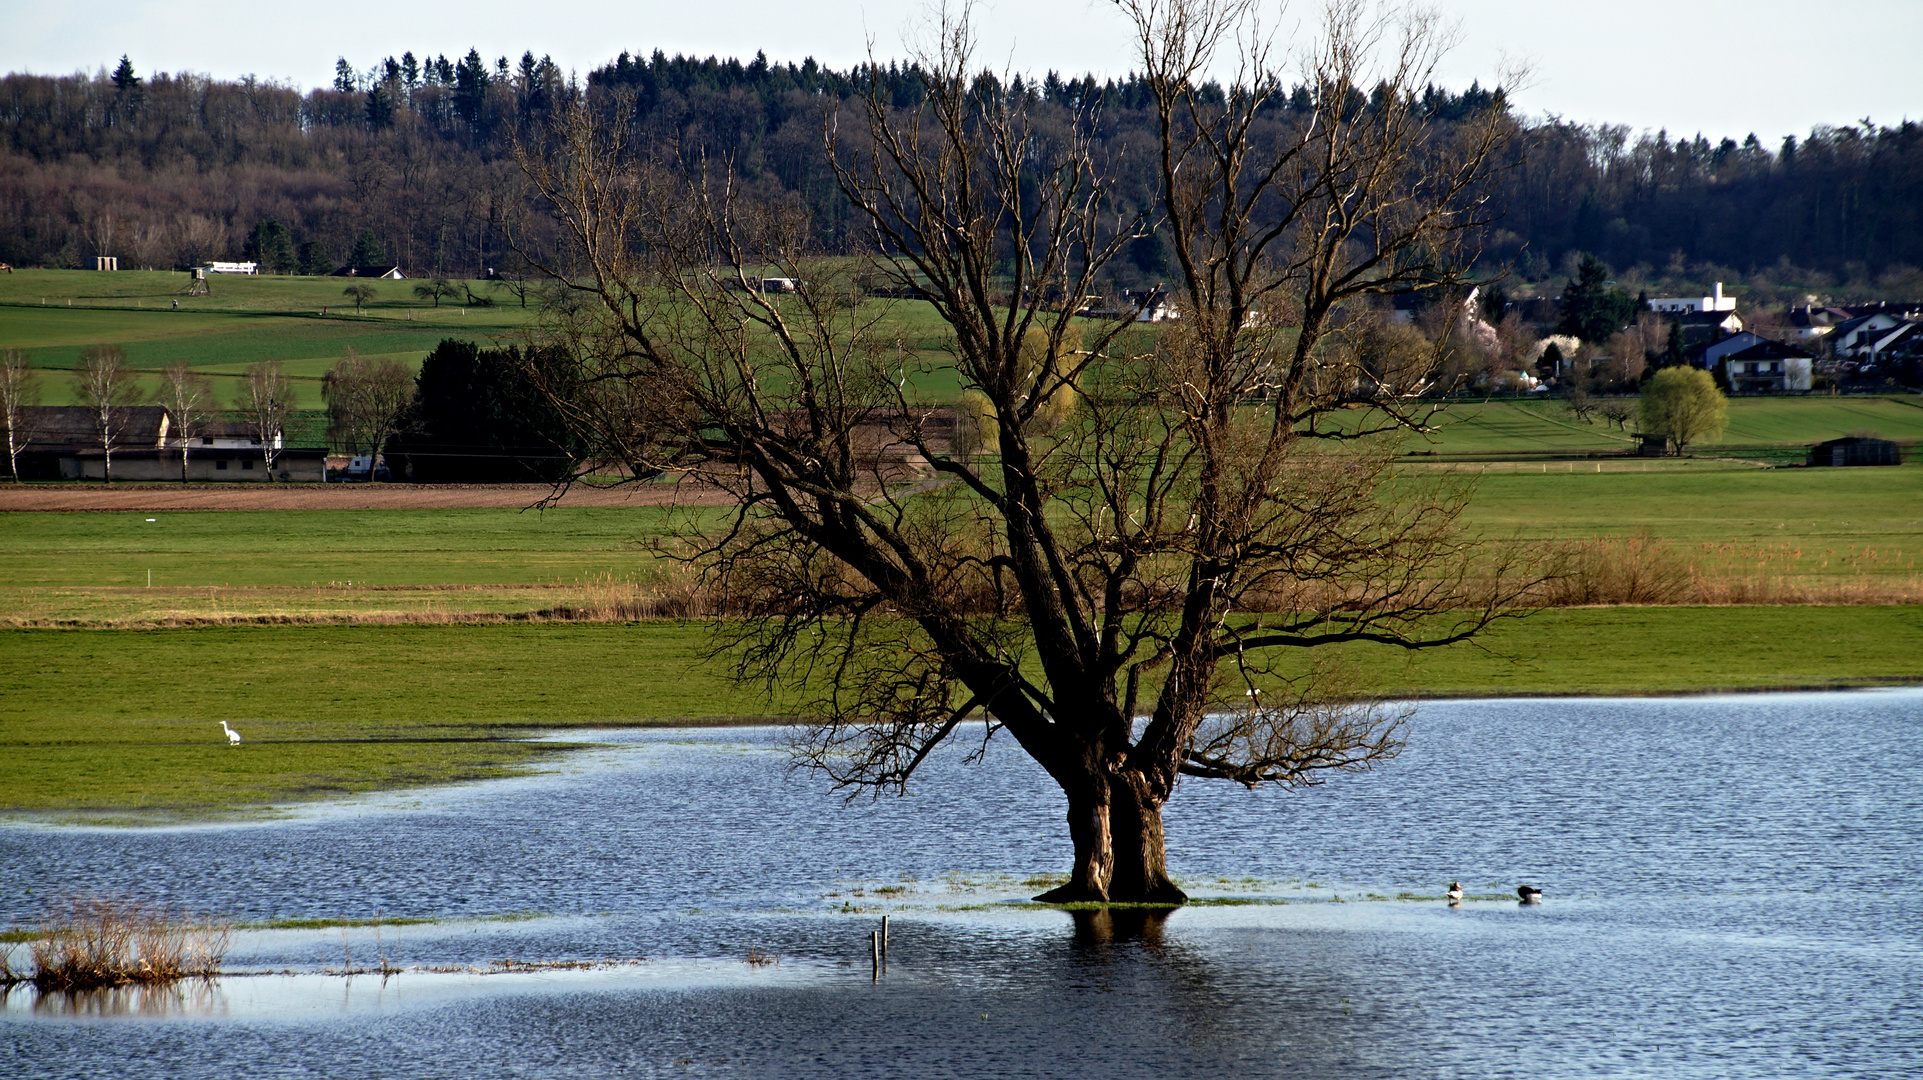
25 898 231 991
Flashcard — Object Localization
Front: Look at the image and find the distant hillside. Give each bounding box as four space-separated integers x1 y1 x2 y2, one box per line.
2 50 1919 298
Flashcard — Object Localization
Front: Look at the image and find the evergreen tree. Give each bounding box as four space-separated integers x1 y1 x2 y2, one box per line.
388 339 572 483
1662 319 1687 368
1557 254 1637 343
110 56 141 94
349 229 385 267
244 219 297 274
333 58 357 93
298 241 332 276
365 83 395 128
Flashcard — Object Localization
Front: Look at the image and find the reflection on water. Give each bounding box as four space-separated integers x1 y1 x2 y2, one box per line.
3 690 1921 1078
26 980 226 1020
1068 904 1173 946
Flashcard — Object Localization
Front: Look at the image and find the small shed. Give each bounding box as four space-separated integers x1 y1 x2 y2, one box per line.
1807 437 1902 467
1635 433 1669 457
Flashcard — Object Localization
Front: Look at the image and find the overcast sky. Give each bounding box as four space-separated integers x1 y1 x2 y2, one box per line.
4 1 1916 141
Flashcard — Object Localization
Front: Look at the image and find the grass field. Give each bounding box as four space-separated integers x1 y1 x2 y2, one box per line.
10 269 1917 455
2 606 1919 818
5 268 1921 818
2 463 1915 625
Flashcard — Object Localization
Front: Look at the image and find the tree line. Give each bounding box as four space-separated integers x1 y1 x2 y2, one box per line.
3 50 1919 293
0 339 566 482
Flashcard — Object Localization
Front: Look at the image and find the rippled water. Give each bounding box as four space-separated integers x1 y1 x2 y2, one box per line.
5 690 1921 1078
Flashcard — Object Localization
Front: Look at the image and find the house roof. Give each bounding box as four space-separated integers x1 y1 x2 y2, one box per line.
11 405 169 449
1676 310 1742 326
1721 339 1813 362
330 264 405 278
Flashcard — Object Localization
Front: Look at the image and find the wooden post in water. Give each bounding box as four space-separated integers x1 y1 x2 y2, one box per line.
881 916 889 959
870 930 880 981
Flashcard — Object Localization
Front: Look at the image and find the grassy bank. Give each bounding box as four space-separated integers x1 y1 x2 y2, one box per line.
3 607 1920 819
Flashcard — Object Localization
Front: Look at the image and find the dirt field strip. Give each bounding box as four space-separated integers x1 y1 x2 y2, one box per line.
0 482 736 512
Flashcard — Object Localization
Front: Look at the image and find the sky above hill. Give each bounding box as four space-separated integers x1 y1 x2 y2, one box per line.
4 0 1916 141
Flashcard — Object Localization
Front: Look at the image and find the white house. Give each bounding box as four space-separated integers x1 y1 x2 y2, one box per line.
1648 281 1737 314
1701 331 1771 369
1829 312 1912 358
1719 339 1812 392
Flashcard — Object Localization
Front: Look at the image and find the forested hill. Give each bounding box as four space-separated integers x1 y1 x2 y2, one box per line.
2 49 1919 298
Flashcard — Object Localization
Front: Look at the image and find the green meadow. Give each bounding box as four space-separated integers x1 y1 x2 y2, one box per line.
4 266 1922 817
2 606 1919 818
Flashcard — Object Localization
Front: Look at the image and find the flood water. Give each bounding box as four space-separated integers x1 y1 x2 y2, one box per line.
4 690 1920 1078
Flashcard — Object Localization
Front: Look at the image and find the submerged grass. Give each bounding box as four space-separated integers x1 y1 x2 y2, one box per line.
12 899 231 991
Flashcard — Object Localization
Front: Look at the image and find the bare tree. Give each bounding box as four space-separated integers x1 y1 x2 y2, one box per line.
237 361 293 477
341 283 379 313
322 349 413 476
73 345 137 483
1 349 40 482
489 273 535 309
412 278 459 308
505 0 1532 903
156 360 213 482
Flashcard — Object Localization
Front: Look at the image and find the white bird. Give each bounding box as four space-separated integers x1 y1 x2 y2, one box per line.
1446 881 1463 901
219 721 241 746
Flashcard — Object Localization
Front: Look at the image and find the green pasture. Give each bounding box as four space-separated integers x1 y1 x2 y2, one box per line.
2 464 1914 597
3 606 1919 818
1462 461 1923 581
0 267 549 410
0 267 970 406
1410 396 1923 458
0 506 708 590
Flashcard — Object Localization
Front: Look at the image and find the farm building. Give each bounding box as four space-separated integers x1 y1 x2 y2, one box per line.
4 406 328 482
1806 436 1902 467
68 446 328 482
330 264 406 279
4 405 169 479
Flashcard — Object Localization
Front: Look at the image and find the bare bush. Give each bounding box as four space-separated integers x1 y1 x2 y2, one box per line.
26 898 231 992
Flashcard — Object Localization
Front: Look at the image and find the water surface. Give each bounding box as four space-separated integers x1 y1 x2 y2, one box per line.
5 691 1919 1077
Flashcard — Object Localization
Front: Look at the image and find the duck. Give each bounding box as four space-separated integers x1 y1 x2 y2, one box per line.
1445 881 1463 901
1517 885 1542 904
219 720 241 746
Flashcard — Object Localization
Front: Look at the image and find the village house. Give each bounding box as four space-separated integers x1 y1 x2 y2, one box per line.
1829 311 1919 359
1647 282 1737 315
1717 339 1813 393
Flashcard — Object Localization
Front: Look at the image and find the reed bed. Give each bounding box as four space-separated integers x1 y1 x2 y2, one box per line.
1539 534 1923 607
19 898 232 991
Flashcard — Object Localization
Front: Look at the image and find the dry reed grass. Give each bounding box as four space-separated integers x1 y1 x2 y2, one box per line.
24 898 231 991
1538 534 1923 607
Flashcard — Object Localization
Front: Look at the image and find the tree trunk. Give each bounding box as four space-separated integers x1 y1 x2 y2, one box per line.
1032 772 1185 905
1108 771 1186 903
1034 794 1114 903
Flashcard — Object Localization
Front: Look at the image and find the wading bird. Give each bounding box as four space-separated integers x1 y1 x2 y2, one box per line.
1446 882 1464 901
1517 885 1542 904
219 721 241 746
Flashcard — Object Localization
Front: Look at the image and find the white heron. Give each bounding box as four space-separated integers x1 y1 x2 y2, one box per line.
219 721 241 746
